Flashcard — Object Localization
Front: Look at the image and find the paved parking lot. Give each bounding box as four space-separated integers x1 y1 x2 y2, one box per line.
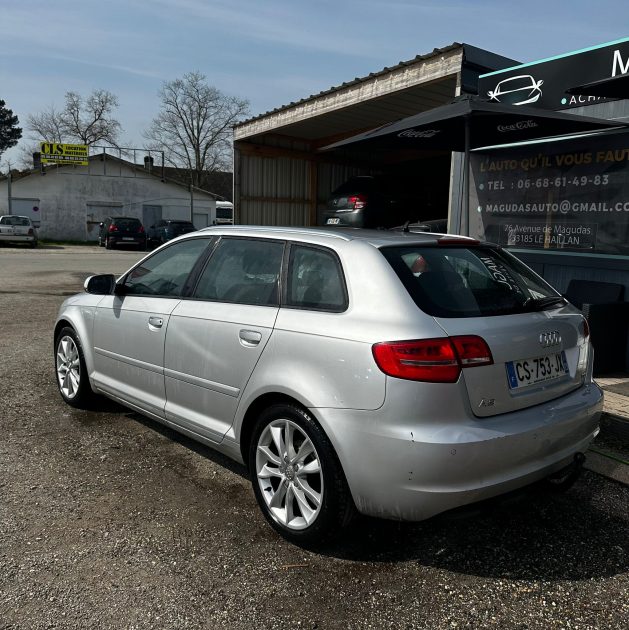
0 245 627 629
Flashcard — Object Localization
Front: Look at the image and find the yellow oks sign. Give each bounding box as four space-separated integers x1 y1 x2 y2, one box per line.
40 142 89 166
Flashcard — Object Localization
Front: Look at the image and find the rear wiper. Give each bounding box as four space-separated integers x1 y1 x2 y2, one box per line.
521 296 567 311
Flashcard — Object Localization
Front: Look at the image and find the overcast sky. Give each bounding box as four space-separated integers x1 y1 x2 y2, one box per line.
2 0 629 166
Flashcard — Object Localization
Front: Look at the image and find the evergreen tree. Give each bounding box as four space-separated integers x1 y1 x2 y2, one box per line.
0 99 22 161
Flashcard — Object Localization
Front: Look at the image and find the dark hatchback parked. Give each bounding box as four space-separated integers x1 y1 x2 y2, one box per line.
99 217 146 250
146 219 196 248
322 175 427 229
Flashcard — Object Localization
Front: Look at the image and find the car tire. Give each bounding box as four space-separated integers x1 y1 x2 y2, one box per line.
249 403 354 543
30 240 37 249
105 236 113 250
54 327 97 409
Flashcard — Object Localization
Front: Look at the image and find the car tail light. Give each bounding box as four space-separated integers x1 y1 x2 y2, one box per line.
138 225 145 233
450 336 493 367
109 224 118 232
27 228 34 236
347 194 367 210
372 335 493 382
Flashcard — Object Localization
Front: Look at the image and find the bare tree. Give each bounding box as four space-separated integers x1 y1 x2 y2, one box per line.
27 89 122 146
143 72 249 188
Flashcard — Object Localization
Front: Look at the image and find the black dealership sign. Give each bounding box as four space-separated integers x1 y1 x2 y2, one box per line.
478 37 629 110
469 132 629 255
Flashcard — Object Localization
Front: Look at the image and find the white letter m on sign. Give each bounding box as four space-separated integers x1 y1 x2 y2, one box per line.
612 49 629 76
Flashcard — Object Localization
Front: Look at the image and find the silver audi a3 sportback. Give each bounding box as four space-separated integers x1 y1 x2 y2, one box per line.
54 226 603 542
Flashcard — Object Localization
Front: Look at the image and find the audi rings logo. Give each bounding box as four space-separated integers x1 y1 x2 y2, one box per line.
539 331 561 348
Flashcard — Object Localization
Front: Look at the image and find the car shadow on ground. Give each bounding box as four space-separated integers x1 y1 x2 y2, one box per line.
321 477 628 581
76 396 249 479
77 397 628 582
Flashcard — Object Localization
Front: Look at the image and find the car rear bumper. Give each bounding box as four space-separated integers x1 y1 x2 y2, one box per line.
322 211 364 228
108 236 145 246
0 234 36 244
314 380 603 521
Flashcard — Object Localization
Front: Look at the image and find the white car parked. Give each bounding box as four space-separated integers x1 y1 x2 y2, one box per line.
0 215 38 247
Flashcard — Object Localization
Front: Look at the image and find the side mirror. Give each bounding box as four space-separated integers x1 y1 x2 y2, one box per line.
84 274 116 295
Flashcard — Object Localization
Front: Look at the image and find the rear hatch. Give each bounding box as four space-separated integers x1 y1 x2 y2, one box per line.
380 242 589 417
0 216 33 236
324 176 380 225
112 218 144 239
327 177 374 210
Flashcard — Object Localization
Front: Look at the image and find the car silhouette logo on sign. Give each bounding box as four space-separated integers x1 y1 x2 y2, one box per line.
487 74 544 106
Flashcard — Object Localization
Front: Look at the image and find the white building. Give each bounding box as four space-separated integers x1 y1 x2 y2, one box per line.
0 154 218 241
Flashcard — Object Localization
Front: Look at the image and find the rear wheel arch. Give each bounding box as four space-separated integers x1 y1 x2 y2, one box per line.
239 392 307 468
245 397 355 541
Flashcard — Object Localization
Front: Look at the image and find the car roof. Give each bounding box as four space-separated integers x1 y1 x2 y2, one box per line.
196 225 477 249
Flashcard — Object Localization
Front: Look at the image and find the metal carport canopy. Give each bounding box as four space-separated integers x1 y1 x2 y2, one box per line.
233 44 518 147
232 43 519 227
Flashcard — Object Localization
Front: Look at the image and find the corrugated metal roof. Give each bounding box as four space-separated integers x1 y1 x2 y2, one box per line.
235 44 465 142
237 43 463 129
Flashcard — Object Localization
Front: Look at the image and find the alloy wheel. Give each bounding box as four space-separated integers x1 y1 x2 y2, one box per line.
56 335 81 399
255 418 323 530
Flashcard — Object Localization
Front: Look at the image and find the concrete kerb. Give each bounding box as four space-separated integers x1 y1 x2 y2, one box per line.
585 377 629 486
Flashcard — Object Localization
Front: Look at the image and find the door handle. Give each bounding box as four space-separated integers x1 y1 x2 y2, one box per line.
148 316 164 329
239 329 262 346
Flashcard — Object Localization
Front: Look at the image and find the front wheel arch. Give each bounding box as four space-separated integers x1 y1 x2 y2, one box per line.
54 325 98 408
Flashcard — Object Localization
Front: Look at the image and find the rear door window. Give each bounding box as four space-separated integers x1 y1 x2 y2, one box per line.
193 238 284 306
381 245 563 317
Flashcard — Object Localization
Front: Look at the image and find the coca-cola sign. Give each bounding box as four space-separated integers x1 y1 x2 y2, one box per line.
497 120 539 133
397 129 441 139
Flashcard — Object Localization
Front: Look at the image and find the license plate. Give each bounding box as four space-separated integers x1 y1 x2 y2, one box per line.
326 218 340 225
506 351 568 389
122 237 134 241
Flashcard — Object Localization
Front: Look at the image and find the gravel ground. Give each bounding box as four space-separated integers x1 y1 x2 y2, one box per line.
0 246 628 629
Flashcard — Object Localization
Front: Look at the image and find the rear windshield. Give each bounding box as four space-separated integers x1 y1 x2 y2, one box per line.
381 245 563 318
169 221 195 228
114 218 142 229
332 177 380 195
216 208 233 219
0 216 30 226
